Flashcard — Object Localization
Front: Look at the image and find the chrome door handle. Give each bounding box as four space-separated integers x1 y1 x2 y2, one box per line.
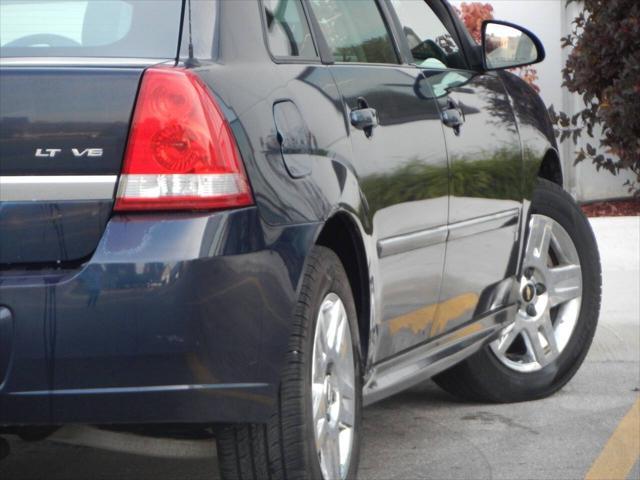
350 97 378 138
350 108 378 128
442 108 464 127
441 98 465 135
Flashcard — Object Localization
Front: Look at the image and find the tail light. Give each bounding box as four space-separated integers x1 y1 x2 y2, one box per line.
114 67 253 212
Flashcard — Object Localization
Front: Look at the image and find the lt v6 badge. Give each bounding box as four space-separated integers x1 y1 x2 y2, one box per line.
35 148 104 158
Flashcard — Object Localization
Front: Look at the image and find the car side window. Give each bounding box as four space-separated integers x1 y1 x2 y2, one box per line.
263 0 317 59
308 0 397 64
389 0 466 70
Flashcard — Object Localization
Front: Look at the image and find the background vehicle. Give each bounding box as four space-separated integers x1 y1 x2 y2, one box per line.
0 1 601 478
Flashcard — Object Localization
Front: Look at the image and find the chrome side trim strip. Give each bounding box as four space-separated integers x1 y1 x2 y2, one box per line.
378 225 447 258
0 57 171 67
10 383 269 396
362 305 517 406
377 208 521 258
448 208 520 241
0 175 118 202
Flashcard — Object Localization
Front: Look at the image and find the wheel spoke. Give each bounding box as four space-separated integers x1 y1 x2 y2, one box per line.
337 427 353 478
339 395 355 428
335 365 355 400
526 216 553 266
315 315 330 358
333 330 355 397
322 303 336 351
316 416 329 450
324 300 341 352
331 303 347 356
496 322 522 354
547 264 582 308
539 312 559 356
313 339 329 384
312 383 327 423
524 325 551 368
324 430 341 480
314 353 328 383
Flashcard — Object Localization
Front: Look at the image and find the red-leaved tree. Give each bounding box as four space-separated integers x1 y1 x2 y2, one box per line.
455 2 494 43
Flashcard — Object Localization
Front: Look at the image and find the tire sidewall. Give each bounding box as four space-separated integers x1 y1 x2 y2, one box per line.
299 248 363 480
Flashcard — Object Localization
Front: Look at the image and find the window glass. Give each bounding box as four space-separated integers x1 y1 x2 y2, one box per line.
0 0 183 59
308 0 397 64
390 0 465 69
264 0 317 58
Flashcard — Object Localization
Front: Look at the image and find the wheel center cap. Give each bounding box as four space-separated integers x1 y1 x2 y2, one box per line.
522 283 536 303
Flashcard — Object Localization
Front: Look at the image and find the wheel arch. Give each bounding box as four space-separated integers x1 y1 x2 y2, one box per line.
315 212 371 364
538 148 564 187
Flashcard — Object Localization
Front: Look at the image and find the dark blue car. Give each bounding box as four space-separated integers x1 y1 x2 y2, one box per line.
0 1 601 478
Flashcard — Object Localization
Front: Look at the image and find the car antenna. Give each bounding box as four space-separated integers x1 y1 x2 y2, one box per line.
184 0 200 68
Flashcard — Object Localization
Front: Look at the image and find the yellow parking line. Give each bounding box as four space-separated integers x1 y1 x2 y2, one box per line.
585 397 640 480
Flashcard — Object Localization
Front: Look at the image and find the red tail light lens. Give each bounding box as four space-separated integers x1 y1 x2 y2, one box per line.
115 67 253 211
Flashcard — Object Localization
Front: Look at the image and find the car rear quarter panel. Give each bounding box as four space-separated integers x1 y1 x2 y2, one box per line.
195 1 360 229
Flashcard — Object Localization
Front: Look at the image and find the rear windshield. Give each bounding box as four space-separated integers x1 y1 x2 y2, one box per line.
0 0 183 59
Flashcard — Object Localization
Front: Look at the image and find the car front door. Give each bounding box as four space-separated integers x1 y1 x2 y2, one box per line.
306 0 450 362
388 0 523 338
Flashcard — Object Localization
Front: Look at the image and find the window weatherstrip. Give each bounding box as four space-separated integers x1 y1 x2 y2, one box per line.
0 57 171 67
259 0 320 63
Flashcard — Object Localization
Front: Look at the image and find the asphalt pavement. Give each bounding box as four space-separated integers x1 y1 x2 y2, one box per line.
1 216 638 480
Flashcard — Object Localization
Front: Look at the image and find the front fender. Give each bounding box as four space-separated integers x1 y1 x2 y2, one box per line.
499 70 560 200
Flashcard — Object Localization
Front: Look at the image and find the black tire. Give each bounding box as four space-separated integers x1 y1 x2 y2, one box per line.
216 246 362 479
434 179 602 403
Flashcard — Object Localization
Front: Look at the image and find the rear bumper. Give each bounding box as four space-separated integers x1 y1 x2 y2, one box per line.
0 208 319 425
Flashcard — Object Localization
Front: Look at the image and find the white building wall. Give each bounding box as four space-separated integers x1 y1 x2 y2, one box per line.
451 0 634 202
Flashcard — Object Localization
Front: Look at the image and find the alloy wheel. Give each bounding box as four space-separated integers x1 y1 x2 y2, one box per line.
491 214 583 373
311 293 356 480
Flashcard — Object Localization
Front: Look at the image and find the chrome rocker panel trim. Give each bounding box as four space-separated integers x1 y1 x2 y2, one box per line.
362 304 518 406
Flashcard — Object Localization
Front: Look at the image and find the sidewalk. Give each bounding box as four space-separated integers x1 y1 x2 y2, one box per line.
588 216 640 363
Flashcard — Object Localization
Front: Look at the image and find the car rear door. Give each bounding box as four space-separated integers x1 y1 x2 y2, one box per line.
306 0 450 362
388 0 523 338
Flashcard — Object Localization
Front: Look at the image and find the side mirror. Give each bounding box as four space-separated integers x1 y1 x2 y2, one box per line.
482 20 545 71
